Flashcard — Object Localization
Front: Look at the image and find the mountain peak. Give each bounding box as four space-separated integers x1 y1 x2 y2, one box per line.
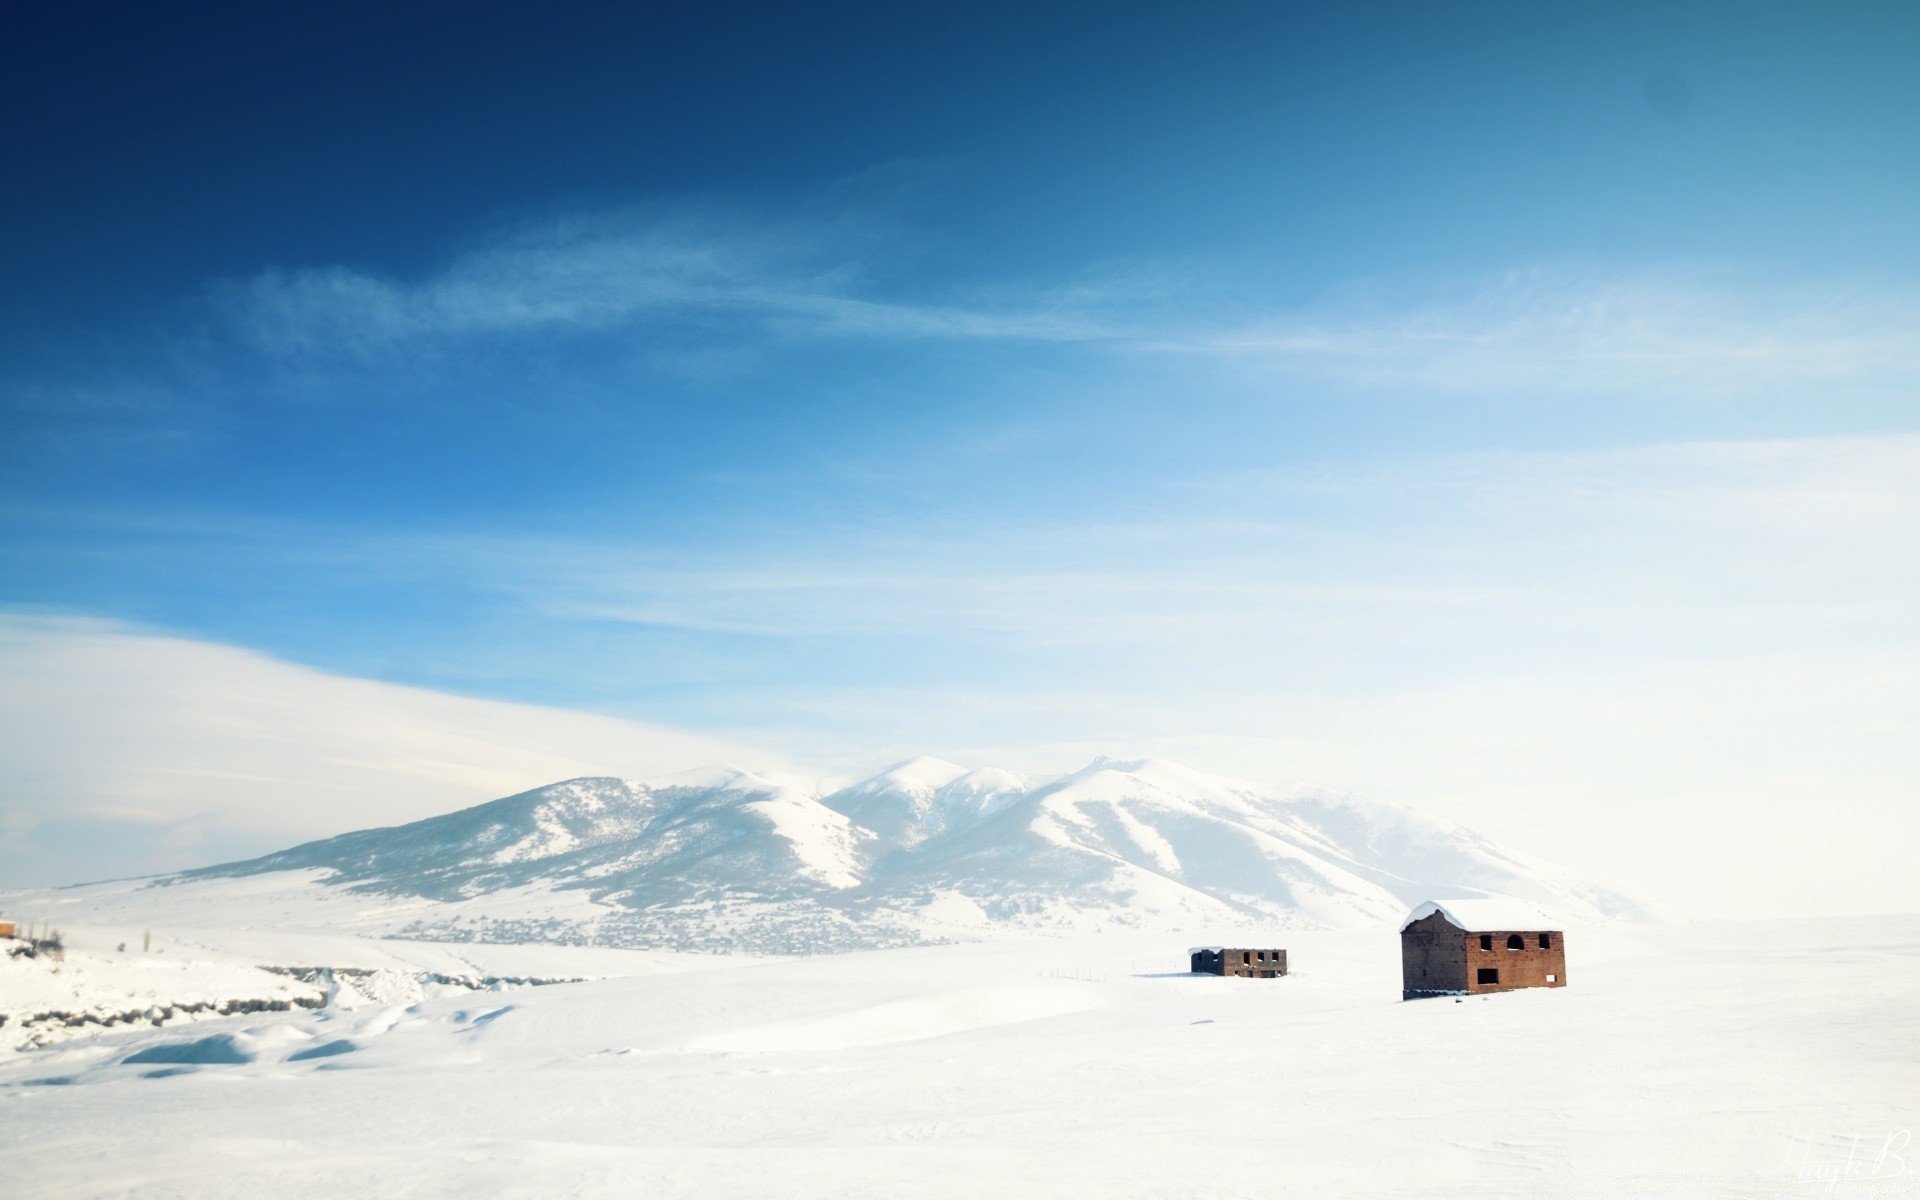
819 757 968 851
158 753 1650 953
863 756 969 793
640 763 793 793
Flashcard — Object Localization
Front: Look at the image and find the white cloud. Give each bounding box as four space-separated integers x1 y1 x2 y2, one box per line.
0 615 780 886
226 210 1119 356
216 213 1920 408
1174 268 1920 400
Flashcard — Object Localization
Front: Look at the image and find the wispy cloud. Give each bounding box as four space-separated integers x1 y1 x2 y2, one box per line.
1167 268 1920 399
223 208 1127 356
199 207 1920 405
6 193 1911 443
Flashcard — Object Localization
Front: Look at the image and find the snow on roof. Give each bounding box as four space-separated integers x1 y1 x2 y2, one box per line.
1402 897 1555 933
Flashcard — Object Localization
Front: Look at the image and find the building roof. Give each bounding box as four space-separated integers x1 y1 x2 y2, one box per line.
1401 897 1556 933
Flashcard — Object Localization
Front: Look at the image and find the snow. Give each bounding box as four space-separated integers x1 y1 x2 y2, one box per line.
0 941 321 1050
818 756 974 850
0 919 741 1050
1 757 1652 957
641 763 772 791
926 766 1030 824
121 1033 255 1066
1402 896 1556 933
1 914 1913 1197
684 986 1100 1053
948 766 1026 793
867 755 970 793
739 791 871 890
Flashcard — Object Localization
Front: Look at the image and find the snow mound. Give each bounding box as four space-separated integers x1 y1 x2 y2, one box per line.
286 1038 358 1061
123 1033 253 1066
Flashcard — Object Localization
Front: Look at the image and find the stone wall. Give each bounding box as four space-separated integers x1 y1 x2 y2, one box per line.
1400 912 1468 995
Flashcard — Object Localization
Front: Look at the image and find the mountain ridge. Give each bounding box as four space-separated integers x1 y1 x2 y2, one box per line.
110 756 1655 953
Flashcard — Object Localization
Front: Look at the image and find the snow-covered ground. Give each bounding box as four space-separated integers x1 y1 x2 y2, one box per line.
0 922 739 1051
2 913 1913 1198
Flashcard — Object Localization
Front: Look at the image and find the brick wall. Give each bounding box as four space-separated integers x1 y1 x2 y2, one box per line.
1468 930 1566 994
1401 912 1567 998
1191 948 1288 977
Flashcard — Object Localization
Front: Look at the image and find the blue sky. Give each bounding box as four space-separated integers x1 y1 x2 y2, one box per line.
2 2 1917 908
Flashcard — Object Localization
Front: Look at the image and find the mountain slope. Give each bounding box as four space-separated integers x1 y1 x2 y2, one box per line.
881 760 1411 931
61 757 1650 953
183 767 877 906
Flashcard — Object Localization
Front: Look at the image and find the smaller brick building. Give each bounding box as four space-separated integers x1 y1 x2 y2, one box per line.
1400 898 1565 1000
1190 947 1288 978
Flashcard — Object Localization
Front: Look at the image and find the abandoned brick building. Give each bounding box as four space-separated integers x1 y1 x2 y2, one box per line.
1400 898 1565 1000
1189 947 1289 978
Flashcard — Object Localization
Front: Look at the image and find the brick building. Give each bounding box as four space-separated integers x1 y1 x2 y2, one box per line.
1400 898 1565 1000
1189 947 1288 978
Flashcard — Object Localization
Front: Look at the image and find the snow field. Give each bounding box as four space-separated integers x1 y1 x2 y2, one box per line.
1 922 740 1050
1 913 1913 1198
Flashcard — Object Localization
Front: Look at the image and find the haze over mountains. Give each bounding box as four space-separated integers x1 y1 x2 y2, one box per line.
36 757 1647 954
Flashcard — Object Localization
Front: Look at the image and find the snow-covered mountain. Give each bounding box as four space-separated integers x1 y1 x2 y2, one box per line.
37 757 1649 953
